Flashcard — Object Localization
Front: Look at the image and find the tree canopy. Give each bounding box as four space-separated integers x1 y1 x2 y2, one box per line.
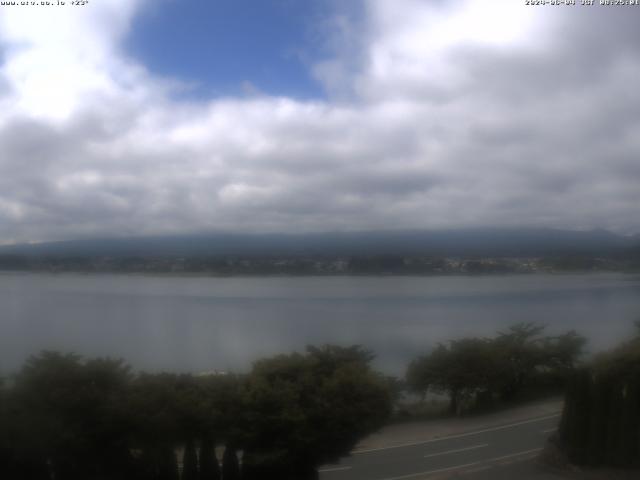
0 345 392 480
241 345 392 479
407 323 586 414
558 327 640 467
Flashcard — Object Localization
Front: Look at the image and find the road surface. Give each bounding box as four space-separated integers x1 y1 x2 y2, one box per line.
320 413 561 480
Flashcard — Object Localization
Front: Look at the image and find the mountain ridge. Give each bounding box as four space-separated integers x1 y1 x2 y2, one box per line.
1 228 638 258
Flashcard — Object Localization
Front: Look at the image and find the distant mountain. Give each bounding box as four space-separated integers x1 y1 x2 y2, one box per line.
0 228 637 258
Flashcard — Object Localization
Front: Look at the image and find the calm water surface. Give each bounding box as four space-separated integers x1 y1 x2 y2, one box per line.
1 272 639 375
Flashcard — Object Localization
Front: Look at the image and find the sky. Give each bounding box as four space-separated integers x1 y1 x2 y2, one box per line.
0 0 639 244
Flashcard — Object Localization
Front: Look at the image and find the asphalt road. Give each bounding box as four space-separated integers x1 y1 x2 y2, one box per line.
319 413 561 480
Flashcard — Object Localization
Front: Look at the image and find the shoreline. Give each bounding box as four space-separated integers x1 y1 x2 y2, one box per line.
0 269 638 278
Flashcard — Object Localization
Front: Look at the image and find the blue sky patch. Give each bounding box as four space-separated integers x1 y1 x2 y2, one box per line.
125 0 335 99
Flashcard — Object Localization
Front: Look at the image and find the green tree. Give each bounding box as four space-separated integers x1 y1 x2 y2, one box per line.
10 352 135 480
241 345 392 479
407 324 586 413
198 373 244 451
198 435 220 480
183 439 198 480
493 323 547 400
128 373 185 478
157 445 179 480
541 330 587 370
221 445 240 480
558 368 592 464
407 339 499 414
558 328 640 468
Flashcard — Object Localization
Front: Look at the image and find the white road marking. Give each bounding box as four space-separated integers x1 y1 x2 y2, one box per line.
423 443 489 459
319 466 353 473
354 413 560 455
541 428 557 433
378 448 543 480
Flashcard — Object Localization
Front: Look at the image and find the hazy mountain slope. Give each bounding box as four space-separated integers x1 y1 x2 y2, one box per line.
0 229 635 258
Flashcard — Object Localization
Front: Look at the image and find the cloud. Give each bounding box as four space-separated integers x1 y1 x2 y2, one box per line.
0 0 639 243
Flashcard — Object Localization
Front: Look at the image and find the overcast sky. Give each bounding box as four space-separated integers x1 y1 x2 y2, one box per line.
0 0 638 244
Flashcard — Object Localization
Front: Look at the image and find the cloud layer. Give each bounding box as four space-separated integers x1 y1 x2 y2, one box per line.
0 0 639 243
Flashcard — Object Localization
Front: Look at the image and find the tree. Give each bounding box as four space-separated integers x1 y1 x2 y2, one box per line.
197 373 244 452
493 323 547 400
407 323 587 413
0 346 394 479
157 445 179 480
541 330 586 370
128 373 186 479
1 370 49 478
407 339 500 414
558 329 640 468
241 345 392 479
558 368 592 464
221 445 240 480
183 439 198 480
198 435 220 480
10 352 135 480
0 377 11 472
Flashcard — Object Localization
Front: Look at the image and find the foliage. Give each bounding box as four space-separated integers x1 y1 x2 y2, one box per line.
182 439 198 480
0 345 391 479
7 352 135 479
408 338 502 413
558 331 640 467
198 435 221 480
241 345 392 479
406 323 586 414
222 446 241 480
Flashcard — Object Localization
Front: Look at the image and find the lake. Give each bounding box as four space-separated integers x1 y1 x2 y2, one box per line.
1 272 639 375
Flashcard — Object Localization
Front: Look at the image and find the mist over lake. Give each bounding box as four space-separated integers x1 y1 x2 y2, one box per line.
1 272 639 375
